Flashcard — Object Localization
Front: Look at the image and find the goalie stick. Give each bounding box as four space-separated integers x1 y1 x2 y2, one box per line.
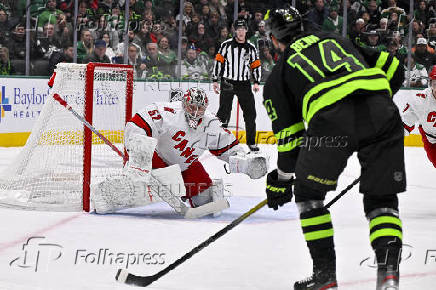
52 93 227 218
115 177 361 287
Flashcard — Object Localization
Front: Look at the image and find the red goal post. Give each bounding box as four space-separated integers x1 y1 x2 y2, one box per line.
0 62 134 212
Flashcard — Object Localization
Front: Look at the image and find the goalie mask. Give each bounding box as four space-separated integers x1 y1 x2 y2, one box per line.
183 88 209 129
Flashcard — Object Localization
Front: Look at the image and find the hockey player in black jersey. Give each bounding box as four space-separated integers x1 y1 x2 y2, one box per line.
263 6 406 290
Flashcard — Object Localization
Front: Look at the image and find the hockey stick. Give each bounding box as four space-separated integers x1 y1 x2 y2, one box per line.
53 94 128 163
116 177 360 287
53 93 227 218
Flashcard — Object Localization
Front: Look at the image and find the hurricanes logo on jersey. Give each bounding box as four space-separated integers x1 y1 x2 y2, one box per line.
172 131 199 164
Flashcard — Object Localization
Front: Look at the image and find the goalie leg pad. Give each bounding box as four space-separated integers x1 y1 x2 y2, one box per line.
91 174 153 214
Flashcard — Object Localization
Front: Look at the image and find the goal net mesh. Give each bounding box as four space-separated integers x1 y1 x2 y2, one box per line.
0 63 133 211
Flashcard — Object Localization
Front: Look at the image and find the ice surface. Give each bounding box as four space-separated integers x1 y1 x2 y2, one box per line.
0 145 435 290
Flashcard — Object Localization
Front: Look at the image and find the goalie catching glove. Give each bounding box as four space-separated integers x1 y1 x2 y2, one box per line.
266 169 294 210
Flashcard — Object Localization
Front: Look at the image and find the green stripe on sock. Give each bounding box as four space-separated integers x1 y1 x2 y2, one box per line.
301 213 332 227
304 229 334 241
370 216 402 230
370 229 403 243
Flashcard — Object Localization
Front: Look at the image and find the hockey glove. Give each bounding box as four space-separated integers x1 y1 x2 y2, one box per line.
266 169 294 210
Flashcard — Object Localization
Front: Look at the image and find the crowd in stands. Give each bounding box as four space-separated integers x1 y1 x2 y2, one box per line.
0 0 435 86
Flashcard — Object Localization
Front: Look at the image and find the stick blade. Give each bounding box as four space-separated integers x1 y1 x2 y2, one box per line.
116 269 156 287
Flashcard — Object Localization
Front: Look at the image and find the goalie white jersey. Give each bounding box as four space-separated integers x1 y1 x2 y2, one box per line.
125 101 240 171
401 88 436 143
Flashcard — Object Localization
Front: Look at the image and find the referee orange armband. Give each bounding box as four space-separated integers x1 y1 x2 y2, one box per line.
215 53 225 63
250 59 261 69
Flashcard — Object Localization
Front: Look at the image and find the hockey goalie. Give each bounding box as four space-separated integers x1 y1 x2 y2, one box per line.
402 65 436 168
92 88 268 217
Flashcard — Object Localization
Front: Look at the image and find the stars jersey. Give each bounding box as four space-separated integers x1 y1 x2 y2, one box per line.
402 88 436 143
125 101 240 171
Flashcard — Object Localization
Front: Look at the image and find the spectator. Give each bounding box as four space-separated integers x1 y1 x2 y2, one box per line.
215 26 230 52
209 0 226 21
392 31 408 61
428 23 436 49
48 42 74 75
349 18 366 46
366 0 382 26
77 29 94 63
362 30 386 51
33 23 61 60
83 39 111 63
0 8 13 45
403 55 428 88
414 37 436 71
186 13 200 35
200 4 210 23
260 46 274 82
404 19 424 47
127 44 146 77
249 9 264 35
158 36 176 65
143 42 172 79
415 0 435 28
117 30 142 59
206 11 222 40
151 22 165 43
77 1 92 31
379 17 388 30
107 4 122 31
189 22 210 52
176 1 195 25
37 0 66 29
412 36 435 54
134 21 156 56
0 45 15 75
101 33 116 62
8 23 26 60
307 0 329 29
381 0 405 19
179 46 208 80
96 0 114 15
322 5 343 34
249 20 271 50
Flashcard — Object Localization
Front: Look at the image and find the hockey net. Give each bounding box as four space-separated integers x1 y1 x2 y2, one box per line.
0 63 134 212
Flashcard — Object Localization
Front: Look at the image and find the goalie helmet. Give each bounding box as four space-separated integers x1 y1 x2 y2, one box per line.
265 6 304 43
182 88 209 129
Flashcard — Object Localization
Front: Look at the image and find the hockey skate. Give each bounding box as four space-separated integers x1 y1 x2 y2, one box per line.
376 265 399 290
294 270 337 290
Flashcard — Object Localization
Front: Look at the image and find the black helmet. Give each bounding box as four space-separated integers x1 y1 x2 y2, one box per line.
265 6 303 43
233 19 248 30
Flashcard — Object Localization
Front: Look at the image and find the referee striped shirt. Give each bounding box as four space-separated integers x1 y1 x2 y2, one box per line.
213 38 261 84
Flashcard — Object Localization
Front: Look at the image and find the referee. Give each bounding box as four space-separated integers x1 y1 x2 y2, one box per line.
212 19 261 152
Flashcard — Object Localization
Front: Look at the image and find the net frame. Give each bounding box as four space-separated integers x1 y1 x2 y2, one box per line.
0 63 134 212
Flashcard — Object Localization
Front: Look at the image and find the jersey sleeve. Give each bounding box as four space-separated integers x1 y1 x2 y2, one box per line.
205 118 241 162
263 61 305 174
212 42 226 82
125 103 163 140
401 96 419 135
356 46 404 95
